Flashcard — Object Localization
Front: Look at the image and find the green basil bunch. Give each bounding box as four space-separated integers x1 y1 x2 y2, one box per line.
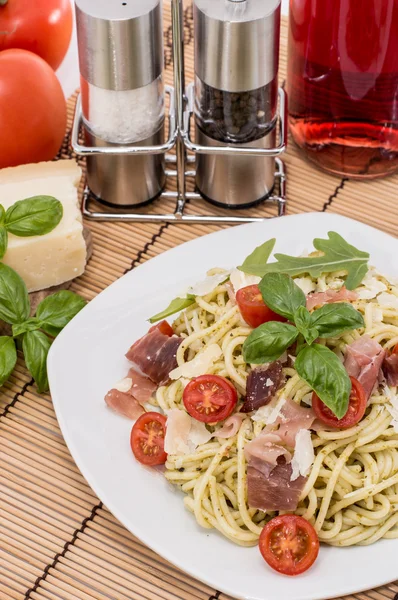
0 196 63 259
0 264 86 392
242 273 365 419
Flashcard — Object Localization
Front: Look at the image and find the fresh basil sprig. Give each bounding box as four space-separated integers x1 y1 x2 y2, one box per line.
239 232 369 290
0 265 86 392
149 296 195 324
242 273 365 418
0 196 63 259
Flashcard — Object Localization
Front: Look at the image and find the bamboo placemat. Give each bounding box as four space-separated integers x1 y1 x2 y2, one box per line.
1 4 398 600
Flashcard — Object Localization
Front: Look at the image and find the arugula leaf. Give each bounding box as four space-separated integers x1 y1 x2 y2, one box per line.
5 196 63 237
259 273 306 321
0 225 8 259
36 291 86 332
259 232 369 290
295 343 351 418
0 336 17 386
238 238 276 276
23 330 52 393
243 322 299 364
12 317 41 337
311 303 365 339
149 296 195 324
0 263 30 324
294 306 319 345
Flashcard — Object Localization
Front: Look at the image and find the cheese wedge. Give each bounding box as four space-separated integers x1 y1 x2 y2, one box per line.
0 160 86 292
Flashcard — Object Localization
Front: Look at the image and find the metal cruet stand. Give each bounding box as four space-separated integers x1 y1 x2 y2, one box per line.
71 0 287 224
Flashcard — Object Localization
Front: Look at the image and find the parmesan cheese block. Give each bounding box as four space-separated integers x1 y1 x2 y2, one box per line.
0 161 86 292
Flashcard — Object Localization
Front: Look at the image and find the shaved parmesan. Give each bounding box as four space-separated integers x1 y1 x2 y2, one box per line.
356 270 387 300
376 292 398 309
252 395 286 425
230 268 261 293
293 276 316 295
164 409 212 455
384 386 398 433
113 377 132 393
290 429 314 481
186 271 231 297
169 344 222 380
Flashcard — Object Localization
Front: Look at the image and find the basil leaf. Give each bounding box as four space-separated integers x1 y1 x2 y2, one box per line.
23 330 52 393
0 225 8 259
295 343 351 418
0 205 5 225
0 263 30 324
149 296 195 324
259 273 306 321
294 306 319 345
260 232 369 290
0 336 17 386
36 291 86 331
12 317 42 337
5 196 63 237
238 238 276 276
311 303 365 339
243 322 299 364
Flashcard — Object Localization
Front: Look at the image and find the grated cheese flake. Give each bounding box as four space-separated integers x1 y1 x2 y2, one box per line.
169 344 222 380
290 429 314 481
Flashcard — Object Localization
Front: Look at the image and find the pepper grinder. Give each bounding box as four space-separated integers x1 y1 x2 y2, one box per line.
194 0 281 208
75 0 166 207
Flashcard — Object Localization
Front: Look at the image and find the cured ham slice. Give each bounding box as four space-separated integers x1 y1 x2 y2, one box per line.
245 432 292 465
382 353 398 387
247 456 306 511
344 335 385 399
126 329 182 386
276 399 316 447
306 287 358 311
127 369 157 405
214 414 245 438
241 362 284 413
105 389 144 420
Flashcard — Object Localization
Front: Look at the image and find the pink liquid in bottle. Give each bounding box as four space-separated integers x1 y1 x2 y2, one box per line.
287 0 398 178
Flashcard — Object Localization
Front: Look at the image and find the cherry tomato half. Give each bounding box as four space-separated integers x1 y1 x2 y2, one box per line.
259 515 319 576
130 412 167 466
392 344 398 355
183 375 238 423
312 377 366 429
236 285 286 328
149 320 174 337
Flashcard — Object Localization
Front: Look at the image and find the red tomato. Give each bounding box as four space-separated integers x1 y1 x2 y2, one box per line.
0 49 66 169
392 344 398 355
183 375 238 423
130 412 167 466
236 285 286 328
149 320 174 337
0 0 73 70
259 515 319 576
312 377 366 429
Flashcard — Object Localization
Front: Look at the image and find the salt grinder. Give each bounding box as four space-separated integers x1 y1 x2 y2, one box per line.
194 0 281 207
75 0 165 207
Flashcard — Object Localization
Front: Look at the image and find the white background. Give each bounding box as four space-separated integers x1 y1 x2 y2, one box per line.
58 0 290 99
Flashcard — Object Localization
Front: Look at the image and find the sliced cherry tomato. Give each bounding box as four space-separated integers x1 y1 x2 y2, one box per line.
259 515 319 576
130 412 167 466
312 376 366 429
236 284 286 328
183 375 238 423
149 320 174 337
392 344 398 355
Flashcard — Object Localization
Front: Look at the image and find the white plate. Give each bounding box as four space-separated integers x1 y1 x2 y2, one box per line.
48 213 398 600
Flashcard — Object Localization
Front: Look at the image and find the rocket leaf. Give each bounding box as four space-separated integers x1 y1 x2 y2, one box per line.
251 232 369 290
238 238 276 276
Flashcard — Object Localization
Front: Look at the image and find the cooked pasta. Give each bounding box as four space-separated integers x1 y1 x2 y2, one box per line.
153 269 398 547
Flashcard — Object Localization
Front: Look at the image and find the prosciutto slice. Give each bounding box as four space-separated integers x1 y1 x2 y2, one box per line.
306 287 358 311
245 432 292 465
127 369 157 405
382 353 398 387
247 456 306 511
105 389 144 420
214 414 245 438
241 362 284 413
344 335 385 399
276 399 316 447
126 329 183 385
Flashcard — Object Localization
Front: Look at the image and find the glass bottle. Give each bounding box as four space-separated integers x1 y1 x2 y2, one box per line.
287 0 398 179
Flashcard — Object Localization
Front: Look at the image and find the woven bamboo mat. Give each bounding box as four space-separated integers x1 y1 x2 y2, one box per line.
1 3 398 600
